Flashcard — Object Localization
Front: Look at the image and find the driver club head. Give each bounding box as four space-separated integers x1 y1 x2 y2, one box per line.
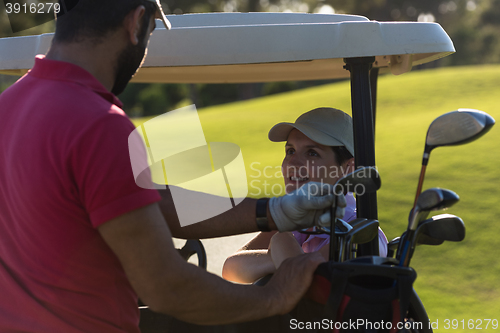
334 166 381 195
425 109 495 155
412 109 494 210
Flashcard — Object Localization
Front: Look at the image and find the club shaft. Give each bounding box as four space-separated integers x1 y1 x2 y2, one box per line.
329 196 338 261
399 230 415 266
413 164 427 210
329 223 336 261
338 237 344 262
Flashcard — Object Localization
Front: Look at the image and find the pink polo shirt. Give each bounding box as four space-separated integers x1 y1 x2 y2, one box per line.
0 56 161 332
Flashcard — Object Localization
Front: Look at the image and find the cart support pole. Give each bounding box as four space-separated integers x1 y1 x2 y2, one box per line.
370 67 379 133
344 57 379 257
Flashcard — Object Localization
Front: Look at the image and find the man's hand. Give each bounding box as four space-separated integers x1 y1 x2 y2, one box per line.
269 182 347 232
100 203 318 325
264 252 325 315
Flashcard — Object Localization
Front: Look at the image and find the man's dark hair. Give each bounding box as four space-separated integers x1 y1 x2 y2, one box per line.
54 0 157 43
332 146 354 166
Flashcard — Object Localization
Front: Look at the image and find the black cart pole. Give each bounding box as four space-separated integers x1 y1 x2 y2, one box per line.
344 57 378 256
370 67 380 134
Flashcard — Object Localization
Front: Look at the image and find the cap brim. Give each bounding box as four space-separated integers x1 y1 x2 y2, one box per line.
268 122 295 142
268 122 345 148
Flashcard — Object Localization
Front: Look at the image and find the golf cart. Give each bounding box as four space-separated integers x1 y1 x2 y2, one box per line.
2 11 490 333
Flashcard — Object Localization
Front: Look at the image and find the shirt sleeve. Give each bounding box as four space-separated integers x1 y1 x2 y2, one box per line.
69 113 161 228
378 228 389 257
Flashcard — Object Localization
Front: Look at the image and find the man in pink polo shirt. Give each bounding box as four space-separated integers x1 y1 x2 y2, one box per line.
0 0 347 332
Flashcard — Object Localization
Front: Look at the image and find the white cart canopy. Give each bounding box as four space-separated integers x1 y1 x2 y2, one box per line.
0 12 455 83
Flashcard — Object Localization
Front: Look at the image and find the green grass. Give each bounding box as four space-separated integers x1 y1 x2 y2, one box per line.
132 64 500 331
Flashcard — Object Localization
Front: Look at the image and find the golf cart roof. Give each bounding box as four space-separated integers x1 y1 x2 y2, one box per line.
0 12 455 83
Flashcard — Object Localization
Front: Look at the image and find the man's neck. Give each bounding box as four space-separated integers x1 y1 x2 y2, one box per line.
45 37 123 93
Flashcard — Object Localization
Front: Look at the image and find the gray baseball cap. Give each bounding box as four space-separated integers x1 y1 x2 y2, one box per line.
147 0 171 30
268 107 354 156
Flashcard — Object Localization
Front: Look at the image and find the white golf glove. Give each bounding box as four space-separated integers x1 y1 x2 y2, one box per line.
269 182 347 232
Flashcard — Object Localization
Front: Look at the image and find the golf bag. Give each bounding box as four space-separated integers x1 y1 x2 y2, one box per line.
294 257 419 333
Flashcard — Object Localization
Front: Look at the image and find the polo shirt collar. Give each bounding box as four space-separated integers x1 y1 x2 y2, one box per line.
29 55 123 108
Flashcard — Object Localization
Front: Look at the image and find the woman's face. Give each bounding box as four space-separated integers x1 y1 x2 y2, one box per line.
282 129 350 194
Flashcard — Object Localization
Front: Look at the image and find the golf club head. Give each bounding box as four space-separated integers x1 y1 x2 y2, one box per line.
348 219 379 245
346 218 368 229
334 166 381 195
412 109 494 214
416 234 445 246
309 218 352 234
397 230 443 252
334 218 353 235
416 213 466 243
406 214 465 261
417 187 459 214
344 219 378 261
387 237 401 258
425 109 495 154
409 188 459 230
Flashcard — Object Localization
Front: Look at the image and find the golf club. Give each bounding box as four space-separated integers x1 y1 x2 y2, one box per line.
334 166 381 196
412 109 495 209
400 188 459 266
408 214 465 263
300 166 381 233
393 214 465 262
415 213 465 243
344 218 379 261
329 166 381 261
409 188 460 231
333 218 353 261
390 235 442 258
387 237 400 258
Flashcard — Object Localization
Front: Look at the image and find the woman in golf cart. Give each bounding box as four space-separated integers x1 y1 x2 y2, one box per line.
222 107 388 283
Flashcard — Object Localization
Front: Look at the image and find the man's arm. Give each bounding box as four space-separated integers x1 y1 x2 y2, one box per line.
98 202 323 325
157 187 272 239
158 182 340 239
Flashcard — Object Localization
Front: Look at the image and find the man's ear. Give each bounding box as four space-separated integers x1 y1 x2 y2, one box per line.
124 5 146 45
